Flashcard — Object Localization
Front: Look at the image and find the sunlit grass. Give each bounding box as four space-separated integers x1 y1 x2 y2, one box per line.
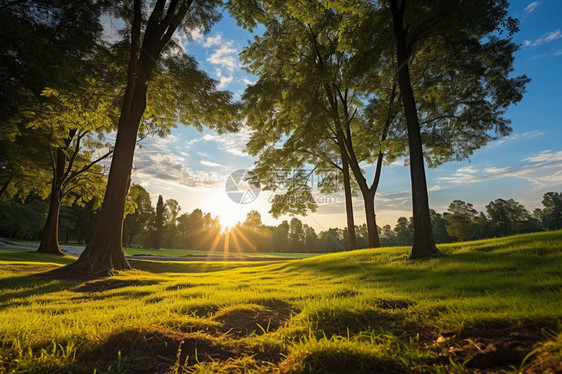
0 230 561 373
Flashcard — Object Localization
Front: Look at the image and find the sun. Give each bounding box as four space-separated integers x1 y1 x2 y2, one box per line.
217 210 243 229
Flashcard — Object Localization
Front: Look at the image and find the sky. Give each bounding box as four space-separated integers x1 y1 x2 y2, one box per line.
104 0 562 232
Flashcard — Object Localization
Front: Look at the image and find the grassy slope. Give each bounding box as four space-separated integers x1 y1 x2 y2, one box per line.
0 231 561 373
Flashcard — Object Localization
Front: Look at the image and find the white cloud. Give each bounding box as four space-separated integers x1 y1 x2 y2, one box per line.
187 27 204 43
207 43 238 71
457 166 478 174
242 78 256 86
524 29 562 47
203 34 223 48
524 1 541 13
523 150 562 163
200 160 223 168
215 68 233 89
438 150 562 186
429 185 442 191
132 137 226 189
193 129 251 157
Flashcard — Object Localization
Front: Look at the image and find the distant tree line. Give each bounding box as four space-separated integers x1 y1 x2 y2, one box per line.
1 187 561 252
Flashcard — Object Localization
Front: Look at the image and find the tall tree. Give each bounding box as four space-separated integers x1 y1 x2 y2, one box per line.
231 1 401 249
330 0 529 258
65 0 238 274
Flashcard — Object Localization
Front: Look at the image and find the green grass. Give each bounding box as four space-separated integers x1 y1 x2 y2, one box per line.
7 240 321 258
0 231 561 373
123 247 321 259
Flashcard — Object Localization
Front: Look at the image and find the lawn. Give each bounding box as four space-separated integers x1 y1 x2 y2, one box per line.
8 240 321 259
0 231 561 373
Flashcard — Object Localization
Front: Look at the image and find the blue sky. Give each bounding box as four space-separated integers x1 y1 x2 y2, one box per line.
107 0 562 231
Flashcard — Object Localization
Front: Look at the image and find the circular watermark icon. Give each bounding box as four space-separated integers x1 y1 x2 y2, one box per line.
225 169 260 204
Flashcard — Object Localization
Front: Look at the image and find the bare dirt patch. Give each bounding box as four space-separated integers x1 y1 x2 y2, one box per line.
78 328 236 374
431 322 560 372
213 300 295 337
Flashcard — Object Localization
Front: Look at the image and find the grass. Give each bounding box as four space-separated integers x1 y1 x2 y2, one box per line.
0 230 561 373
8 240 321 259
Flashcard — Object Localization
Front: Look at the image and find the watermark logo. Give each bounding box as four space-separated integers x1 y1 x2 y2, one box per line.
226 169 260 204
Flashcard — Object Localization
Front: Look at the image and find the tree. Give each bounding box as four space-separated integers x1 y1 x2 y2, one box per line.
394 217 413 245
65 0 238 274
330 0 528 258
289 217 305 252
387 0 528 258
272 220 290 252
231 1 401 249
123 184 154 247
0 0 104 201
32 77 116 255
154 195 165 249
486 198 533 237
542 192 562 230
429 209 451 244
444 200 479 242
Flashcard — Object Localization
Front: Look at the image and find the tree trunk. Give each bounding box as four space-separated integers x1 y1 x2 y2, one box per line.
390 0 440 259
37 188 64 255
63 92 146 274
363 189 381 248
341 155 357 250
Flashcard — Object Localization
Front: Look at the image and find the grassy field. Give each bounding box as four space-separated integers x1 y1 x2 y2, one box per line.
8 240 321 259
0 231 561 373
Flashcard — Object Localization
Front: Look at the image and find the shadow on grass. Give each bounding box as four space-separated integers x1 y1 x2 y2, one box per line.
0 273 76 305
128 259 270 274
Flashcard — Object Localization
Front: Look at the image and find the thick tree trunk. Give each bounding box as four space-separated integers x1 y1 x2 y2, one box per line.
390 0 440 259
363 189 381 248
341 155 357 250
37 188 64 255
64 94 146 274
58 0 189 275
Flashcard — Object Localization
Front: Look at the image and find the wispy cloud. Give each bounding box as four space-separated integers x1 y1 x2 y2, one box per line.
524 1 541 13
488 130 544 147
200 160 223 168
191 130 251 157
438 150 562 186
132 136 226 189
524 29 562 47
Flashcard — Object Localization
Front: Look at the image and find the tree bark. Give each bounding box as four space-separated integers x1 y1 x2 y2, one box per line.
363 189 381 248
390 0 440 259
38 148 67 255
37 185 64 255
341 154 357 250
